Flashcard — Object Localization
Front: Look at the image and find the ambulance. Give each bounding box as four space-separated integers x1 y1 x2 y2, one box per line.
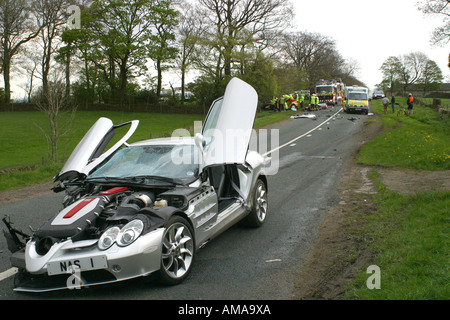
343 86 370 114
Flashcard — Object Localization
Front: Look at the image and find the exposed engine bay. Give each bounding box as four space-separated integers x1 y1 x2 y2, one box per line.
5 183 205 257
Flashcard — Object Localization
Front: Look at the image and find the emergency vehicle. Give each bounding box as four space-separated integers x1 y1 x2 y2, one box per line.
315 79 345 105
343 86 370 114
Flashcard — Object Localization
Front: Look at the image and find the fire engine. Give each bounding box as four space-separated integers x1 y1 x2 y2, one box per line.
315 79 345 105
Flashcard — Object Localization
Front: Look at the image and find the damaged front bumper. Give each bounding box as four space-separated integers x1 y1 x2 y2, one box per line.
11 228 165 292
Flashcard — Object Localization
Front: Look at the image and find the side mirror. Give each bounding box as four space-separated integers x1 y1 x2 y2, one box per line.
194 133 205 152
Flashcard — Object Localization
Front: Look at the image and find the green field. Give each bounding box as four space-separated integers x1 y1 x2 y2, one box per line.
0 111 204 170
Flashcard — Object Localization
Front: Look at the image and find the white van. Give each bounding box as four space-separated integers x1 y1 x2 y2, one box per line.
344 86 370 114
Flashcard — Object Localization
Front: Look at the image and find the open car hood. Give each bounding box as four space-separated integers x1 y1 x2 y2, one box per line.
55 118 139 182
196 77 258 171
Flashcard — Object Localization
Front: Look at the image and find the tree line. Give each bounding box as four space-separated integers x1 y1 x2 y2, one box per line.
379 52 445 96
0 0 363 108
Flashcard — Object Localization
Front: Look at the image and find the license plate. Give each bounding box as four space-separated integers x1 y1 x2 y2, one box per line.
47 256 108 275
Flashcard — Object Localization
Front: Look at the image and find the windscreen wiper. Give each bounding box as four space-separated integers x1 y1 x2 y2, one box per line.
86 175 182 186
131 175 183 186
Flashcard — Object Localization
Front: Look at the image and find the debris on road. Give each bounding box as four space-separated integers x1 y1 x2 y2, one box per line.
290 114 317 120
265 259 282 263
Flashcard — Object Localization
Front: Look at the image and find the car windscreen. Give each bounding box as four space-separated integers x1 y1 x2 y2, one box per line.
349 92 368 100
316 86 333 94
88 145 199 182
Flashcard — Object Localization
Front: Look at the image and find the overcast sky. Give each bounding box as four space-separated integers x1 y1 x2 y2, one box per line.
291 0 450 89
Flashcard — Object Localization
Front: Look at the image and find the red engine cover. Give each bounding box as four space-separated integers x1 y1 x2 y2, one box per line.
99 187 129 195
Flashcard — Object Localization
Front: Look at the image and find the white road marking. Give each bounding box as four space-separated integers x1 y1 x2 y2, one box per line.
263 108 342 157
265 259 282 263
0 267 18 281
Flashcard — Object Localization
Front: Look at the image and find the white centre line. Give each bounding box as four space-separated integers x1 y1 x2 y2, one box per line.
263 108 342 157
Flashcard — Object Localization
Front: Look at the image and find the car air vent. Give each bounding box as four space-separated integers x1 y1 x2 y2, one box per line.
170 196 184 208
35 236 58 256
158 187 204 210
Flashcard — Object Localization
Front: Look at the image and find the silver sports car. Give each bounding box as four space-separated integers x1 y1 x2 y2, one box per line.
4 78 268 292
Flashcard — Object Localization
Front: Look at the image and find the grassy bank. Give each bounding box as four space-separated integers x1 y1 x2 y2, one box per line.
344 98 449 300
0 109 293 192
358 99 449 170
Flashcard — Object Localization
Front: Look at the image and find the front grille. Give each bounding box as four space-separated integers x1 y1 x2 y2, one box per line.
15 270 117 292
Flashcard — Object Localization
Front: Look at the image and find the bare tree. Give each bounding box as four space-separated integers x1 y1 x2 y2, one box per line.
35 73 76 163
379 53 440 95
0 0 46 103
418 0 450 46
398 52 429 93
16 46 42 102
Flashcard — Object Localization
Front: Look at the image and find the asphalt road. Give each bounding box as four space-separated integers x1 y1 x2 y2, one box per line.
0 105 368 300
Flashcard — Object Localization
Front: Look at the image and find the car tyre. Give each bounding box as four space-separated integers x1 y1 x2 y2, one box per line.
243 178 268 227
157 215 195 285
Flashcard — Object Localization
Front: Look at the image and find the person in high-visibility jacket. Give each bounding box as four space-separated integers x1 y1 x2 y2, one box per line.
311 94 318 110
407 93 414 115
279 95 285 111
270 97 277 111
283 94 290 110
299 94 305 110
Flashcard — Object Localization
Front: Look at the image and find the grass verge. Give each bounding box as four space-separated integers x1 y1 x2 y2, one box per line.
344 173 449 299
343 98 449 300
358 99 449 170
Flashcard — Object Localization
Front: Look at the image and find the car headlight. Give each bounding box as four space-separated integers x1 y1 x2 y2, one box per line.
98 220 144 250
117 219 144 247
98 226 120 250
